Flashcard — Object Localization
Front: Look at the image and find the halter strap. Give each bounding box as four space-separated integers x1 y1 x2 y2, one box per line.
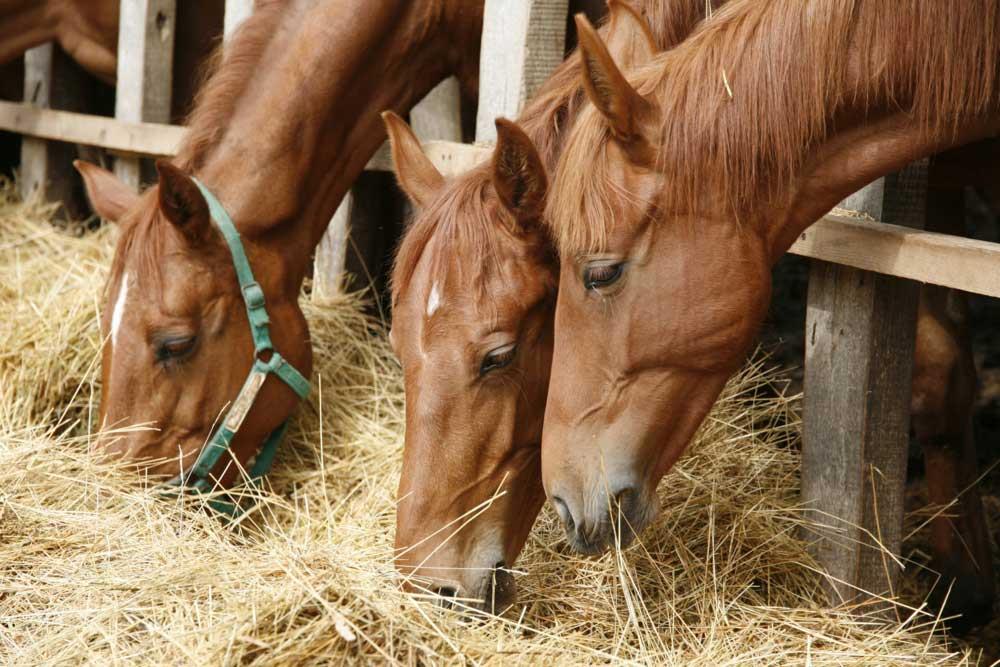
163 179 310 515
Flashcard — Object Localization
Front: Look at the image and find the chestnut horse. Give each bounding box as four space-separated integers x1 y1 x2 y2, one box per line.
385 0 716 612
542 0 997 616
74 1 484 484
0 1 224 121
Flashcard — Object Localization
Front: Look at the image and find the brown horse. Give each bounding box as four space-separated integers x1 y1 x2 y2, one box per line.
74 0 484 484
385 0 715 612
542 0 997 615
0 1 224 121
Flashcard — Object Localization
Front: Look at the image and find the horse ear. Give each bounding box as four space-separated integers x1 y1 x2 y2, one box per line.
382 111 444 209
155 161 211 243
576 13 654 149
492 118 547 226
73 160 138 223
604 0 657 69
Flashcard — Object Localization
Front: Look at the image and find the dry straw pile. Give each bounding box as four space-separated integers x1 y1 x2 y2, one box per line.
0 181 974 664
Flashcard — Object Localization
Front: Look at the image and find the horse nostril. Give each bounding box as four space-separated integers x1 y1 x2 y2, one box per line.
613 486 636 510
434 585 458 609
484 562 517 613
551 495 575 532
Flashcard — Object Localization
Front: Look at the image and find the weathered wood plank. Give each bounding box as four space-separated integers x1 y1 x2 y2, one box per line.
801 163 928 611
789 214 1000 299
20 46 66 205
19 45 95 219
0 101 184 157
313 77 468 301
409 77 464 142
114 0 177 189
475 0 570 141
313 193 353 301
224 0 255 39
0 103 494 175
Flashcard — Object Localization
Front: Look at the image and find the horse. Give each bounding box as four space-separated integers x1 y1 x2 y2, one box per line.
72 0 485 491
384 0 716 612
0 0 225 122
541 0 998 623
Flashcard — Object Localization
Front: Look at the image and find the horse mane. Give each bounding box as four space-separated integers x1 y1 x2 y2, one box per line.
175 1 287 171
548 0 1000 254
393 0 721 299
105 3 292 292
107 189 167 295
519 0 723 168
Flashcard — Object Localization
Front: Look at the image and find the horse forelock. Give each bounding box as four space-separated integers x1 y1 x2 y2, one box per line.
547 0 1000 255
108 189 168 302
392 169 528 313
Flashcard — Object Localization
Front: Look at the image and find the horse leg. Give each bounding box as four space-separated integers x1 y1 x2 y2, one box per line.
911 173 995 633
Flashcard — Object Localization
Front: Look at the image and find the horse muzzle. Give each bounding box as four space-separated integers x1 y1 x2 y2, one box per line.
550 484 658 556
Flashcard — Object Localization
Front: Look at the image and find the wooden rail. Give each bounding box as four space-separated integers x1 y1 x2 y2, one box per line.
3 99 998 299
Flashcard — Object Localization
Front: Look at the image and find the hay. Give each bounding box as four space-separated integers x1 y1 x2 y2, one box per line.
0 180 975 664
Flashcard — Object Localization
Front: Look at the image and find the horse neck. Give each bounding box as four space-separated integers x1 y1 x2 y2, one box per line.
0 2 56 67
180 0 481 289
642 0 1000 261
767 113 1000 258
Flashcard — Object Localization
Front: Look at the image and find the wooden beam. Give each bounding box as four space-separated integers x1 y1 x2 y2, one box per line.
0 103 493 175
0 101 184 157
4 92 1000 294
114 0 177 189
790 214 1000 299
224 0 254 39
365 140 488 176
475 0 570 141
801 163 928 612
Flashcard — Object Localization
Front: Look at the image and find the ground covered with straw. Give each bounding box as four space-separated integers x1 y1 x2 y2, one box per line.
0 181 981 664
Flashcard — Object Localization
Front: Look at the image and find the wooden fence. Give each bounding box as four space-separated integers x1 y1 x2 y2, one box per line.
1 0 996 609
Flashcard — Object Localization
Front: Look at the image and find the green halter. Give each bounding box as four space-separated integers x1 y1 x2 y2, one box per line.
163 178 310 515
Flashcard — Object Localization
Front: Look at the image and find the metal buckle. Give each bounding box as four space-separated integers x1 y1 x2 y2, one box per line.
223 370 267 433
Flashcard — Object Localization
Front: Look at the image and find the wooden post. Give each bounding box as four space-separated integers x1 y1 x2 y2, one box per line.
114 0 176 190
19 44 93 218
475 0 570 141
410 77 463 143
801 162 929 611
312 0 571 299
224 0 255 39
312 77 463 301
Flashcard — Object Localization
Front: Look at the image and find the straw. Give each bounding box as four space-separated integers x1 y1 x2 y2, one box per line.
0 180 973 665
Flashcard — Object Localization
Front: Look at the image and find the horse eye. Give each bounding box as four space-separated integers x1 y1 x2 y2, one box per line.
583 262 625 291
480 343 517 375
155 336 197 364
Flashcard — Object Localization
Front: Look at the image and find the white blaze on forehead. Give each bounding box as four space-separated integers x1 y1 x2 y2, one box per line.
426 282 441 318
111 271 130 349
